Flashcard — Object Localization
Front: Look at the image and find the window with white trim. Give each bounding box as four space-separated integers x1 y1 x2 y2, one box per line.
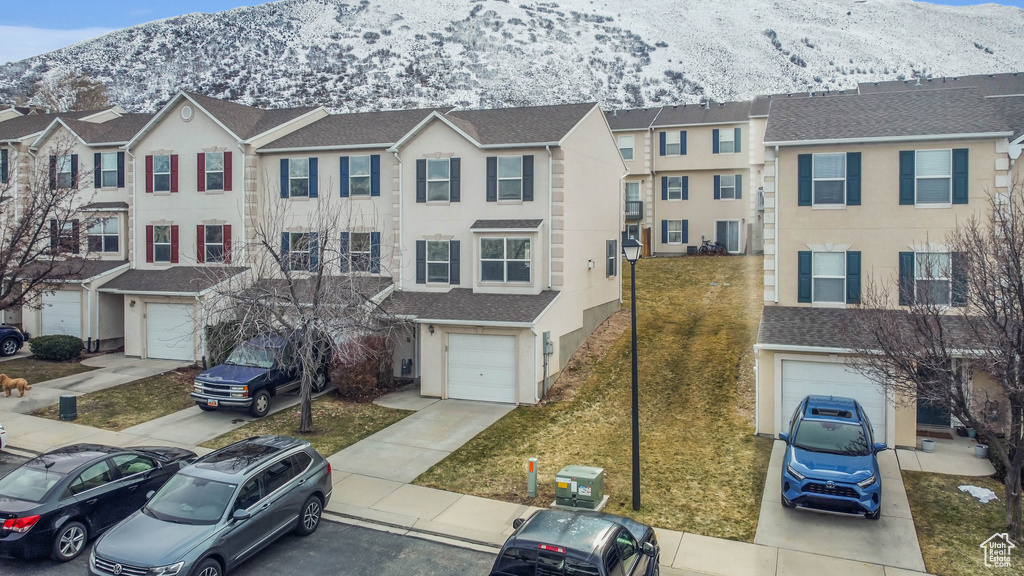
87 218 118 253
56 155 73 189
666 220 683 243
618 135 634 160
625 182 640 202
100 153 118 188
718 129 736 154
205 152 224 191
915 252 951 305
205 225 224 263
812 252 845 303
916 149 952 204
666 176 683 201
350 232 372 272
606 239 617 277
288 158 309 198
813 153 846 205
427 158 450 202
426 241 450 283
498 156 523 201
153 225 172 263
288 232 310 271
664 131 681 155
481 237 530 282
153 154 171 192
349 155 371 196
719 175 737 200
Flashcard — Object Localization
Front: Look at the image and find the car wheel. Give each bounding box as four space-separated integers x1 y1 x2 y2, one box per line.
0 337 18 357
781 494 796 509
295 495 323 536
312 369 328 393
192 557 222 576
51 520 87 562
197 403 217 412
250 390 271 418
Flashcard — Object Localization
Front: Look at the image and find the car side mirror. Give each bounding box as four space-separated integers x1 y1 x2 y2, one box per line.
642 542 656 557
874 442 888 453
146 490 156 500
778 432 790 443
232 509 251 522
512 518 525 530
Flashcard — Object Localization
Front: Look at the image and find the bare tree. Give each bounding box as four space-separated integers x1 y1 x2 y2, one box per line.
0 136 91 315
203 179 400 433
842 180 1024 543
33 72 111 113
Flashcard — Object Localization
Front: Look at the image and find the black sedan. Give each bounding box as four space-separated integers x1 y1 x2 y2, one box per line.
0 444 196 562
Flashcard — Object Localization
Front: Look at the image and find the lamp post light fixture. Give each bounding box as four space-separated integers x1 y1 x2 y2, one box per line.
621 236 642 511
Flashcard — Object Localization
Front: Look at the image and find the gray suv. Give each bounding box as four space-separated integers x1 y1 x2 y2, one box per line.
88 436 332 576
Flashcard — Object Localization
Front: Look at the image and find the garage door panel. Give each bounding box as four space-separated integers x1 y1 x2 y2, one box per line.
448 334 516 403
146 303 194 361
782 360 887 439
42 290 81 338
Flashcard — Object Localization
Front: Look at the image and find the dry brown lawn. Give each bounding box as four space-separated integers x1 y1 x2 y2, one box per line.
0 357 96 385
415 256 772 540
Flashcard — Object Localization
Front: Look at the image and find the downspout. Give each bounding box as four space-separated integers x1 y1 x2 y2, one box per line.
619 170 626 304
532 327 541 403
774 145 780 304
127 150 137 268
650 128 657 257
82 281 92 351
754 352 760 434
392 151 403 290
197 295 207 368
546 146 552 289
238 143 246 265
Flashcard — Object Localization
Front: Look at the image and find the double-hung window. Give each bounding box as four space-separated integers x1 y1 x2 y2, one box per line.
289 159 309 197
481 238 530 282
666 177 683 201
288 233 311 271
100 153 118 188
664 131 681 155
813 153 846 205
719 175 737 200
205 225 224 263
349 155 371 196
56 155 74 189
618 135 634 160
916 150 952 205
625 182 640 202
498 157 523 201
426 241 450 283
153 155 171 192
427 159 450 202
666 221 683 243
718 129 736 154
205 152 224 191
87 218 118 253
606 240 617 277
350 232 372 272
915 252 951 305
812 252 846 303
152 225 172 263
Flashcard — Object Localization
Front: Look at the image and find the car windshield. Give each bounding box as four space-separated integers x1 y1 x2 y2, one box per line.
793 420 870 456
143 474 236 525
0 466 66 503
225 344 276 369
494 547 599 576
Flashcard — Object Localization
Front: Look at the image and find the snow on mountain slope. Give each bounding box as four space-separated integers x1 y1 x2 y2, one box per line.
0 0 1021 112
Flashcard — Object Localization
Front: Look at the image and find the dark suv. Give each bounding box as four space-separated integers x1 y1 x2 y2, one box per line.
192 336 328 417
0 326 26 357
89 435 332 576
491 509 660 576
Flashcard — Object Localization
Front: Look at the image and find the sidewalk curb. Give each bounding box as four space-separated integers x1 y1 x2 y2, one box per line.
3 445 41 458
322 509 503 554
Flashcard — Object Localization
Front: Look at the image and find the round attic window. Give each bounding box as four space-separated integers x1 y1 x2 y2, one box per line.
180 105 194 122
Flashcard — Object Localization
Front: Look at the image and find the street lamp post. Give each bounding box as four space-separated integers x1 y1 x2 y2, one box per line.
621 237 642 511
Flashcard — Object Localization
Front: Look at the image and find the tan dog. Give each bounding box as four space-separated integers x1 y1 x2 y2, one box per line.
0 374 31 397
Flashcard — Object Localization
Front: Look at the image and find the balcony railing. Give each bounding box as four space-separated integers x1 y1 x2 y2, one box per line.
625 200 643 220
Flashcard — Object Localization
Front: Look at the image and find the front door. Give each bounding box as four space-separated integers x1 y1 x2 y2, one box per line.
624 224 640 241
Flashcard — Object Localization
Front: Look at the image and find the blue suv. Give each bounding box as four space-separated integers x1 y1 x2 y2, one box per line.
779 395 886 520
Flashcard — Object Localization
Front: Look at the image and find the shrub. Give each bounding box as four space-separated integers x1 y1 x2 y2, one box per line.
331 333 397 401
29 334 84 361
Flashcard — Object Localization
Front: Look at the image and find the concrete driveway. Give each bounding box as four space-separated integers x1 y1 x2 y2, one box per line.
0 354 190 414
754 440 926 572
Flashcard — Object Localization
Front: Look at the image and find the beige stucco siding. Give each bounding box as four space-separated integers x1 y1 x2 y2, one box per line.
655 124 750 173
616 129 650 176
654 171 752 254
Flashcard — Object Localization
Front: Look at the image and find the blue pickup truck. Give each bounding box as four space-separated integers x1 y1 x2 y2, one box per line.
0 325 26 357
191 335 329 417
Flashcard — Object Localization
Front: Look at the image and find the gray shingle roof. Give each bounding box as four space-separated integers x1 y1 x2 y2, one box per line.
0 110 97 142
605 107 662 131
254 276 393 304
470 219 543 230
19 258 128 282
62 114 153 145
858 73 1024 97
100 266 247 294
388 289 559 324
986 95 1024 140
653 101 752 127
260 108 446 150
444 102 596 145
764 88 1011 144
185 92 318 140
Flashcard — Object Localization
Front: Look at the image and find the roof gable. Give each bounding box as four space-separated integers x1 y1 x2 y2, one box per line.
259 107 447 151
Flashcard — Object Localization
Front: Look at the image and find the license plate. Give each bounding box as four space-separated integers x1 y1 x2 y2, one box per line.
207 399 219 407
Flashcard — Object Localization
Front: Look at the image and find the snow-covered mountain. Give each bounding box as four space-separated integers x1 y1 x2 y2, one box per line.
1 0 1022 112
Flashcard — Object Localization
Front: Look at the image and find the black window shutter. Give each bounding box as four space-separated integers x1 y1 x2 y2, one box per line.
661 177 668 201
899 151 915 205
798 251 812 303
370 231 381 273
416 240 426 284
952 148 969 204
522 155 534 201
486 157 497 202
0 149 7 184
798 154 812 206
340 156 350 197
682 220 689 244
339 231 350 273
734 128 741 152
50 219 58 250
49 155 56 190
735 174 742 199
712 129 720 154
415 159 426 203
450 240 460 285
714 175 721 200
846 251 861 304
680 131 687 155
682 176 688 200
70 154 78 184
117 152 125 188
281 233 289 260
450 158 461 202
661 220 668 244
899 252 915 305
279 159 289 198
308 232 319 272
308 158 318 198
370 155 380 197
659 132 666 156
93 153 101 187
71 220 80 254
846 152 861 206
951 252 968 306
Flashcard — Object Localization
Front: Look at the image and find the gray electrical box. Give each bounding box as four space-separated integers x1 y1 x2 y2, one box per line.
554 465 605 510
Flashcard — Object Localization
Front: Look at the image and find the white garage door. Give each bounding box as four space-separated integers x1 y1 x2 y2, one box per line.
448 334 517 403
146 303 195 361
42 290 81 338
782 360 888 440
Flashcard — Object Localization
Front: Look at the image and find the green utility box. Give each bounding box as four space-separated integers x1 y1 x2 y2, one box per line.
554 465 605 510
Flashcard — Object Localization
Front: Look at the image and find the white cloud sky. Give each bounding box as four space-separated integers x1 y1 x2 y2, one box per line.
0 26 114 65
